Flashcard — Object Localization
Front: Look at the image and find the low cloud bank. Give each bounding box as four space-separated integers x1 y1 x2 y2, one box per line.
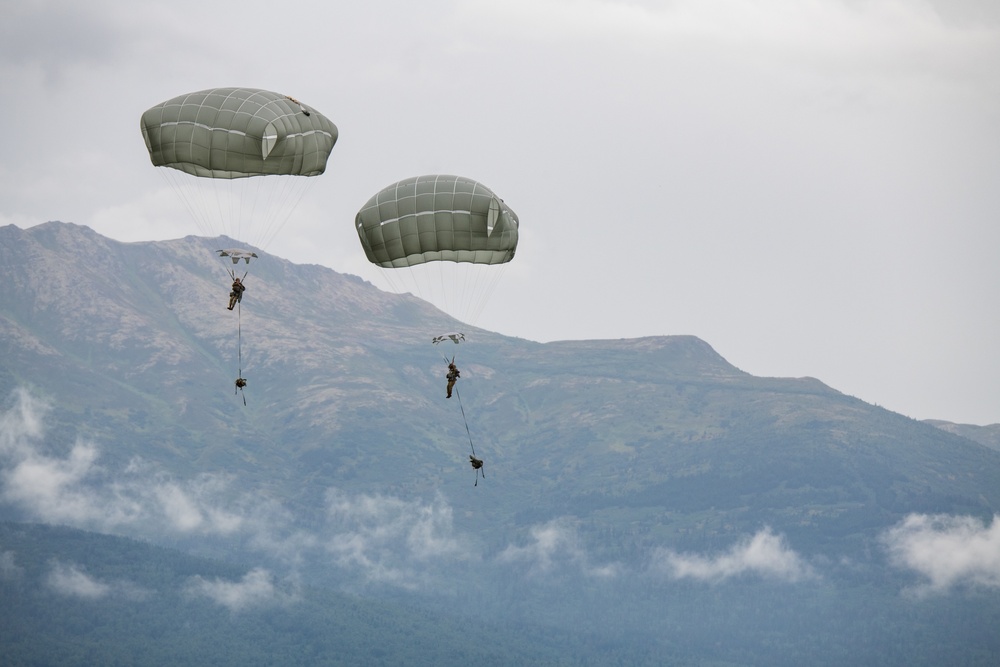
0 550 24 581
186 567 295 612
46 561 111 599
0 389 627 594
44 560 149 601
0 389 243 536
651 528 814 583
882 513 1000 594
324 488 468 588
496 518 620 579
0 389 476 590
16 388 956 599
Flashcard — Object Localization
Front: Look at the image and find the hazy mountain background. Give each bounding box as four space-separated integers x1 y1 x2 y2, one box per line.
1 222 999 665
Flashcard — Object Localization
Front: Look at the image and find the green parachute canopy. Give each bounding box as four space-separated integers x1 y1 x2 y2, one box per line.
355 175 519 269
140 87 338 179
139 87 338 255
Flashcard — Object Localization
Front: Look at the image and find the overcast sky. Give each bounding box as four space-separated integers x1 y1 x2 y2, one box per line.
2 0 998 425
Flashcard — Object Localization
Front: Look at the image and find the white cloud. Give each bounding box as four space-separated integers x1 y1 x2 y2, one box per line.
152 477 244 535
496 518 620 579
186 567 294 612
46 561 111 599
0 388 46 456
882 513 1000 594
0 390 245 536
2 439 106 523
240 499 319 567
324 489 468 587
651 528 814 583
0 550 24 581
155 483 207 532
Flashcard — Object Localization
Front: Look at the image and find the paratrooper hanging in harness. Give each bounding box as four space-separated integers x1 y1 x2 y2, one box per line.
140 87 338 400
446 359 460 399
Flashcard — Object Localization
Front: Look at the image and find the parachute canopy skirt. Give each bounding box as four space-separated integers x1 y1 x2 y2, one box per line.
355 175 519 269
140 87 338 179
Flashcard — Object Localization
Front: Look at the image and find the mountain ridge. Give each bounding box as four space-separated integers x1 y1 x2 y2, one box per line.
2 221 997 533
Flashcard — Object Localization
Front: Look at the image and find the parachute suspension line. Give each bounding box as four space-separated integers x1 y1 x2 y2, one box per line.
158 169 215 238
218 175 314 251
371 261 509 329
438 262 510 328
373 263 449 320
464 262 510 327
227 176 245 245
243 174 317 252
158 170 318 253
372 264 412 304
435 262 454 321
226 266 249 284
272 176 317 250
234 176 259 246
157 169 236 243
214 180 235 242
